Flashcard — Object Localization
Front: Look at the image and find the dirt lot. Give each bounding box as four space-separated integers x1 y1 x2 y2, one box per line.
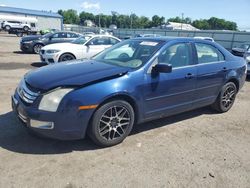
0 33 249 188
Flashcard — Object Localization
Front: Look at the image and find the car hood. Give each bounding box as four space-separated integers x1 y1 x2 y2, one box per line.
25 60 130 91
42 43 81 50
232 48 246 53
21 35 42 42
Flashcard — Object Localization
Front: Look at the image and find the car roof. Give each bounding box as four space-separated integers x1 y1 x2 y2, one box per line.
53 31 82 35
131 36 218 44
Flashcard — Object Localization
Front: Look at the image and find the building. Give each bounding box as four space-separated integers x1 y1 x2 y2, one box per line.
0 6 63 31
161 22 199 31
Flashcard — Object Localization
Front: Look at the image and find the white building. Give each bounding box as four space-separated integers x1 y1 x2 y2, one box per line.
0 6 63 31
163 22 199 31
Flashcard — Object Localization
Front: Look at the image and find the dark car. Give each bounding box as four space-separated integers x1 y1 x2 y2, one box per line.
12 37 247 147
232 43 250 57
20 31 82 54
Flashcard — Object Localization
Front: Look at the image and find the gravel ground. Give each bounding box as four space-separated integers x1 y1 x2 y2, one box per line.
0 33 249 188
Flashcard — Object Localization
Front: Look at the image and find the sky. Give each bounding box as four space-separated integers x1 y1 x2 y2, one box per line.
0 0 249 30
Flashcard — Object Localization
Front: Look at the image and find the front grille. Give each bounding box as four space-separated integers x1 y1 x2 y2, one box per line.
17 80 39 104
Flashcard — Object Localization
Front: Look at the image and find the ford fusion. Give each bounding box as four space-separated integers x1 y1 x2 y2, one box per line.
12 37 247 147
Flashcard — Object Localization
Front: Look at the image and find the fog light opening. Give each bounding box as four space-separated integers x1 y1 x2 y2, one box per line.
30 120 54 129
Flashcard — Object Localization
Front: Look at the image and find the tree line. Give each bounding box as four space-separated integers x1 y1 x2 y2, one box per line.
58 9 238 31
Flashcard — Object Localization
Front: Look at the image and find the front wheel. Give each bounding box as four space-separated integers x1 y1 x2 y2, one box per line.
88 100 135 147
58 53 76 62
211 82 237 113
4 25 10 31
33 44 43 54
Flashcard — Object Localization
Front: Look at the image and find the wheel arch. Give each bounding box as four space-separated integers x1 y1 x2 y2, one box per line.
226 77 239 92
59 52 76 61
88 93 141 127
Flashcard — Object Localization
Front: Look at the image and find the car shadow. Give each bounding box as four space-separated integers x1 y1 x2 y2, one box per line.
31 62 47 68
0 107 214 155
13 51 33 54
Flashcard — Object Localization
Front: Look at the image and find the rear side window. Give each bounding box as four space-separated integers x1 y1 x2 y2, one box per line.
195 43 225 64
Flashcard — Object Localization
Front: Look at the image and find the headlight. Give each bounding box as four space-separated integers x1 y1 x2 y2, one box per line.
246 56 250 62
39 88 73 112
23 41 33 44
46 49 60 54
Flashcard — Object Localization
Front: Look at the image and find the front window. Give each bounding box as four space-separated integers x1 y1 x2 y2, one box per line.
158 43 192 68
93 39 164 68
72 36 91 44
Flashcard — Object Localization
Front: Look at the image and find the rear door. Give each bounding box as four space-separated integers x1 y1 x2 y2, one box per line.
193 42 227 107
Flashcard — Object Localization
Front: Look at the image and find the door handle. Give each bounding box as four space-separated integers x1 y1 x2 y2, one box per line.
222 67 227 72
185 73 194 79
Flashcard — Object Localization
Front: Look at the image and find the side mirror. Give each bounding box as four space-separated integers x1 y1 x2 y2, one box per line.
152 63 172 74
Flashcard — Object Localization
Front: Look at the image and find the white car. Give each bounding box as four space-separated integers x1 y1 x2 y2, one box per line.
244 52 250 76
40 35 121 64
2 21 31 31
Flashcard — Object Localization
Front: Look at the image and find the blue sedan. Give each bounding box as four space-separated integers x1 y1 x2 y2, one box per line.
12 37 247 147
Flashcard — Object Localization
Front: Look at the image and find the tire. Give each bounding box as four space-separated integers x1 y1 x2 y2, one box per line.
33 44 43 54
88 100 135 147
59 53 76 62
23 26 29 31
4 25 10 31
211 82 237 113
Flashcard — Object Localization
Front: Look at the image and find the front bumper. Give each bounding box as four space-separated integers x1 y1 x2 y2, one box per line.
11 91 91 140
40 52 60 64
20 42 33 53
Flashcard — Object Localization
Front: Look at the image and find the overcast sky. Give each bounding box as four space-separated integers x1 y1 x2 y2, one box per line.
0 0 249 30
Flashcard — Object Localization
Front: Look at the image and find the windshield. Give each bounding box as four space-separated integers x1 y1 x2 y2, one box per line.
41 33 53 39
93 39 164 68
71 36 91 44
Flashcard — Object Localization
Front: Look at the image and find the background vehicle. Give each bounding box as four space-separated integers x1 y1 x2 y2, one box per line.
8 28 37 37
12 37 246 147
40 28 60 35
194 36 215 42
244 52 250 76
232 43 250 57
20 31 82 54
2 20 31 31
40 35 121 63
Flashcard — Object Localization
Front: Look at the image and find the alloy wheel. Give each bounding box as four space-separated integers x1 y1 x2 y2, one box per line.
221 84 236 110
98 106 131 141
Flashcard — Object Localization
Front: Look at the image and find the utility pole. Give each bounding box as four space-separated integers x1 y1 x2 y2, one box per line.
99 14 101 28
130 13 133 29
181 13 184 30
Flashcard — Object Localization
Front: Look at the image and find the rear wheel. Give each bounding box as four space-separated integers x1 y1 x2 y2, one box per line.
33 44 43 54
88 100 135 147
59 53 76 62
211 82 237 113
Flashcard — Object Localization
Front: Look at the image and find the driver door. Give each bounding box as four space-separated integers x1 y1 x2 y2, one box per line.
143 42 197 119
85 37 110 58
